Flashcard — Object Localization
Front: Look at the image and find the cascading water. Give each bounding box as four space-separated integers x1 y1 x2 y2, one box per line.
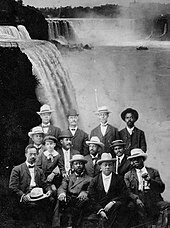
0 25 77 128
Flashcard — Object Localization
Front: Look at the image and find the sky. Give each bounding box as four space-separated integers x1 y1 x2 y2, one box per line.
23 0 170 8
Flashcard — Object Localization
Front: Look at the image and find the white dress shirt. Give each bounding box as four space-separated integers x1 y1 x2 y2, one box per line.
100 122 108 136
42 123 50 134
62 148 71 174
102 172 112 193
136 166 150 191
126 126 134 135
69 126 78 136
26 161 36 188
44 150 59 162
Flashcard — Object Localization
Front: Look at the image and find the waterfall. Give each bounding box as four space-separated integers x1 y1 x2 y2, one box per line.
47 18 77 42
0 24 77 128
19 40 77 128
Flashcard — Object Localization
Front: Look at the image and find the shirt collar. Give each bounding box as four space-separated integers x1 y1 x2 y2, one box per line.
102 172 112 180
100 122 108 127
25 161 35 167
33 144 42 149
126 126 135 134
44 150 59 157
136 166 147 174
116 154 124 162
69 126 78 131
62 148 70 153
42 123 50 127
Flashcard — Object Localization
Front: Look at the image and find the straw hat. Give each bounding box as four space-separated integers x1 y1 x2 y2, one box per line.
86 136 104 148
28 126 44 138
110 140 125 148
121 108 139 121
95 106 111 115
37 104 54 115
29 187 47 201
97 153 116 165
70 154 87 164
127 148 147 161
43 135 57 143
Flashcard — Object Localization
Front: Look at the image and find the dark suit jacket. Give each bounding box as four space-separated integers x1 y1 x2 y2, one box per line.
88 172 128 213
58 172 92 196
9 162 48 201
124 167 165 204
85 154 101 177
40 124 61 139
119 127 147 155
90 124 119 156
114 155 132 176
68 128 89 156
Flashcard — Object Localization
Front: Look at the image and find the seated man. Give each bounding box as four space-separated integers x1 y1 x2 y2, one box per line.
9 144 53 227
124 148 169 227
110 140 131 176
88 153 130 228
85 136 104 177
57 154 92 228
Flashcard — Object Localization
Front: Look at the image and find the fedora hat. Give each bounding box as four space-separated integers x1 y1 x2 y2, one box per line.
97 153 116 165
70 154 87 164
86 136 104 148
110 140 125 148
121 108 139 121
37 104 54 115
127 148 147 161
66 109 79 117
95 106 111 115
29 187 47 202
28 126 44 138
58 130 73 139
43 135 57 143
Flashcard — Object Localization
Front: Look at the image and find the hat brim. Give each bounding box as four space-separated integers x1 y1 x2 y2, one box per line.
29 194 48 202
97 158 116 165
70 159 87 164
86 141 104 148
121 108 139 121
58 135 73 139
127 154 147 161
95 111 111 115
28 132 44 138
37 110 54 115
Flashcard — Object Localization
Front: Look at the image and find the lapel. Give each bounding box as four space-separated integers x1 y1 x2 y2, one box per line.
98 173 106 194
96 125 103 138
24 163 31 177
72 128 79 139
131 169 139 189
104 124 112 136
34 166 39 184
47 125 53 134
70 173 86 189
59 148 64 160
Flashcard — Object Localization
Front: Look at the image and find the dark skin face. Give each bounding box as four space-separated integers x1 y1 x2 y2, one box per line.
89 144 99 156
125 113 136 128
130 156 144 169
72 161 85 175
113 145 124 157
60 138 72 150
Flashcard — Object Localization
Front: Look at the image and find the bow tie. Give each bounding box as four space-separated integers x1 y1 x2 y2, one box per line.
101 123 108 127
42 124 50 128
71 129 76 131
28 165 35 168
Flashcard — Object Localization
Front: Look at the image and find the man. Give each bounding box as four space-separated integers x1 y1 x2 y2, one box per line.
90 106 119 156
66 109 89 156
88 153 129 228
57 154 92 228
37 104 61 148
124 148 169 227
119 108 147 155
110 140 131 176
28 126 45 155
9 144 52 227
85 136 104 177
58 130 80 176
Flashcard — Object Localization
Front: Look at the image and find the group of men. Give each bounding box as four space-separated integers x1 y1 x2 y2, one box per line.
9 104 169 228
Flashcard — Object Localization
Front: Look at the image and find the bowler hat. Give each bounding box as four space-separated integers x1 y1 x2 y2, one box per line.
58 130 73 139
95 106 111 115
86 136 104 148
127 148 147 161
97 153 116 165
37 104 54 115
28 126 44 138
66 109 79 117
70 154 87 164
110 140 125 148
121 108 139 121
43 135 57 143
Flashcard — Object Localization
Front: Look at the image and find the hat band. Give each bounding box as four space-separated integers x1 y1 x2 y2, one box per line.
30 194 44 199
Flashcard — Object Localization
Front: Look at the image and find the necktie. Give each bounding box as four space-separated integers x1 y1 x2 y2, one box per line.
28 165 35 168
48 154 54 162
92 157 98 166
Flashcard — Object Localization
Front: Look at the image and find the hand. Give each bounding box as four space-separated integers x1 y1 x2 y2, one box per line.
104 201 115 212
77 191 88 201
22 194 31 203
58 194 66 202
136 199 144 208
46 190 51 197
62 173 68 179
52 166 60 175
47 173 55 182
142 173 150 182
100 211 108 220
